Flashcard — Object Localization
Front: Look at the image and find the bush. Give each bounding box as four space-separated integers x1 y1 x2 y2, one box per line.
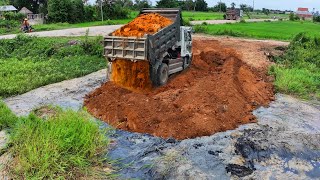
2 12 25 21
202 22 208 25
183 19 191 26
313 16 320 23
8 107 110 179
214 29 247 37
193 25 208 33
271 33 320 99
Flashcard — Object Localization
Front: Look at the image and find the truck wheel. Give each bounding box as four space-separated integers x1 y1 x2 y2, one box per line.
183 56 192 69
157 63 169 86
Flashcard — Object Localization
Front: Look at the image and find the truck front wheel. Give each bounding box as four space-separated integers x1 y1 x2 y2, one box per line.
157 63 169 86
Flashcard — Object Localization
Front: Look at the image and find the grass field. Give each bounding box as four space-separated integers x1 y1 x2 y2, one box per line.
182 11 224 20
0 35 106 98
245 12 289 19
201 21 320 41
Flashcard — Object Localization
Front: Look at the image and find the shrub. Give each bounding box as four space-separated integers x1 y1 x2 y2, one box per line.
313 15 320 23
214 29 247 37
271 33 320 99
193 25 208 33
240 19 246 23
3 12 25 21
183 19 191 26
202 22 208 25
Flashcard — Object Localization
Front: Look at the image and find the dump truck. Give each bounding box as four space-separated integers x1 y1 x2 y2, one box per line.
104 8 192 86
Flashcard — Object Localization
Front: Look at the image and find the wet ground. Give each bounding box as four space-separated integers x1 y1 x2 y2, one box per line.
3 37 319 179
4 69 320 179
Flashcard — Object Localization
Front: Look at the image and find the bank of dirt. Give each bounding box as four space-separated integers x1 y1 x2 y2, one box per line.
84 39 274 140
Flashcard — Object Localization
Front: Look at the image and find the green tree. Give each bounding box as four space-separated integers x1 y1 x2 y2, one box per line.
195 0 207 11
262 8 270 16
182 0 194 11
231 2 236 9
212 2 226 12
0 0 10 5
240 4 251 19
96 0 130 20
47 0 72 23
134 0 151 10
11 0 47 13
69 0 85 23
156 0 178 8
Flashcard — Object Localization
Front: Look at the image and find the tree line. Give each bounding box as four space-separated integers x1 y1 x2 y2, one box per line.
2 0 254 24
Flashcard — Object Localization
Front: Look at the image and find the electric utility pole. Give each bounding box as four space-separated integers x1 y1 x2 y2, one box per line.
253 0 255 10
100 0 104 22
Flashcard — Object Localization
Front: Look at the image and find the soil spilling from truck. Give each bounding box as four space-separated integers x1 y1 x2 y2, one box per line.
110 13 173 91
111 59 152 92
85 39 274 140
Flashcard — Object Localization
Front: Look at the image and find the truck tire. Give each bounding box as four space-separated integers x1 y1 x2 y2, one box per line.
183 56 192 69
157 63 169 86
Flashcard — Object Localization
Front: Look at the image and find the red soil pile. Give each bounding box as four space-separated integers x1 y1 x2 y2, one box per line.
111 59 152 92
112 13 173 37
84 39 274 140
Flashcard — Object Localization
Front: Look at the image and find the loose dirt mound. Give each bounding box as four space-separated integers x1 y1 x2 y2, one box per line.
112 13 172 37
84 39 274 140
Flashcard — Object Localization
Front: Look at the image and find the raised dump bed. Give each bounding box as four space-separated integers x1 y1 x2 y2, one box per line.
104 8 192 86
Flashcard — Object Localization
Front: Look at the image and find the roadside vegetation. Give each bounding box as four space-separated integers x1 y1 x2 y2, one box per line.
270 33 320 99
195 21 320 41
0 102 112 179
0 34 106 98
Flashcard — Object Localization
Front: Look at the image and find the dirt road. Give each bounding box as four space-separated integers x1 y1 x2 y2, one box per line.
0 25 122 39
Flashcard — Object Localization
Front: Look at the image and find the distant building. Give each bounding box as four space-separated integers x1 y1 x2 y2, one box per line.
0 5 17 12
296 7 313 19
19 7 33 16
0 5 17 18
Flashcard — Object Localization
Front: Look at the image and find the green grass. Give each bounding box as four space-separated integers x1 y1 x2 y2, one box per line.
245 12 289 19
182 11 224 21
0 101 18 130
269 33 320 99
0 35 106 98
33 19 131 32
201 21 320 41
0 103 111 179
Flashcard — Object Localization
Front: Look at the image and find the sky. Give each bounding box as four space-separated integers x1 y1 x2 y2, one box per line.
89 0 320 11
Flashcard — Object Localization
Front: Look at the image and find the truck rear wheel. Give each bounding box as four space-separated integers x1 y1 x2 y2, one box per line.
157 63 169 86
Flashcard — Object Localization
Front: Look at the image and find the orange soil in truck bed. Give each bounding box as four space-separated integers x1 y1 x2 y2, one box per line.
112 13 173 37
84 39 275 140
